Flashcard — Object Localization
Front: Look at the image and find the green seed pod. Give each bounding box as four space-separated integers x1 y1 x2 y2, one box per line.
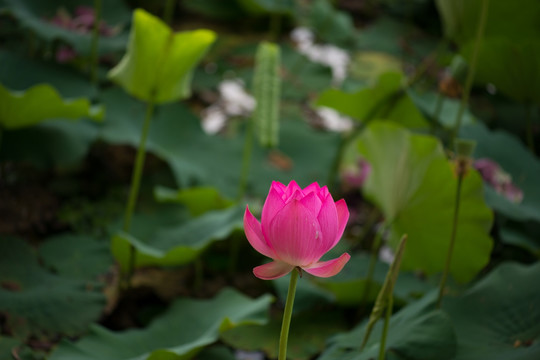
253 42 281 148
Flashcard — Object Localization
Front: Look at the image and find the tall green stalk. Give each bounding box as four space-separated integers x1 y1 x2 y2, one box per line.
436 172 464 308
377 294 393 360
450 0 489 145
89 0 102 85
279 269 299 360
123 99 156 284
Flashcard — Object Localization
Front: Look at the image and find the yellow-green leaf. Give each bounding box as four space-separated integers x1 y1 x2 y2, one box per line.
108 9 216 104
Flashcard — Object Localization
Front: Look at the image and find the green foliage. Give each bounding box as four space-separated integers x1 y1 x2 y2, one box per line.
408 89 477 128
443 262 540 360
0 83 103 129
313 253 430 306
0 237 106 339
315 72 429 129
111 205 244 271
108 9 216 104
49 288 273 360
357 122 493 282
320 291 457 360
221 311 347 360
253 42 281 147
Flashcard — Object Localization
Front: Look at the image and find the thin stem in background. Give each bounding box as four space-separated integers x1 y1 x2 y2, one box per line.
436 172 464 308
362 223 385 305
163 0 176 26
194 257 204 291
450 0 490 145
525 103 536 154
123 98 156 285
270 13 282 42
89 0 102 85
377 293 393 360
237 117 254 201
278 269 299 360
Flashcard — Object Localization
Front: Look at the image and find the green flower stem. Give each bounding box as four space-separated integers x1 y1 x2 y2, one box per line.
163 0 176 25
437 172 464 308
89 0 102 85
237 116 254 201
122 98 156 284
450 0 489 145
279 269 299 360
377 293 393 360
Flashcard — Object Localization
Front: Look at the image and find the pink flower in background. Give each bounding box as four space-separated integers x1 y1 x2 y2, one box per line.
244 181 350 280
474 158 524 203
342 158 372 189
48 6 119 62
55 46 77 63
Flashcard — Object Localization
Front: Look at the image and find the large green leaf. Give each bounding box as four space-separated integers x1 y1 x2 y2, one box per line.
49 288 274 360
111 205 244 271
461 38 540 104
436 0 540 104
443 262 540 360
0 49 97 98
315 72 429 129
358 122 493 282
319 291 457 360
0 83 103 129
3 0 130 56
460 123 540 222
0 237 105 339
39 233 113 280
108 9 216 104
435 0 540 45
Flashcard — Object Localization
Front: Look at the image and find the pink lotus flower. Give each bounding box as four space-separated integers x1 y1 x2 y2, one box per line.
244 180 351 280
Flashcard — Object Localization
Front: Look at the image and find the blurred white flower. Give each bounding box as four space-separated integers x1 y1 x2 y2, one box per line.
201 79 255 134
379 245 395 265
316 106 353 132
291 27 350 85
